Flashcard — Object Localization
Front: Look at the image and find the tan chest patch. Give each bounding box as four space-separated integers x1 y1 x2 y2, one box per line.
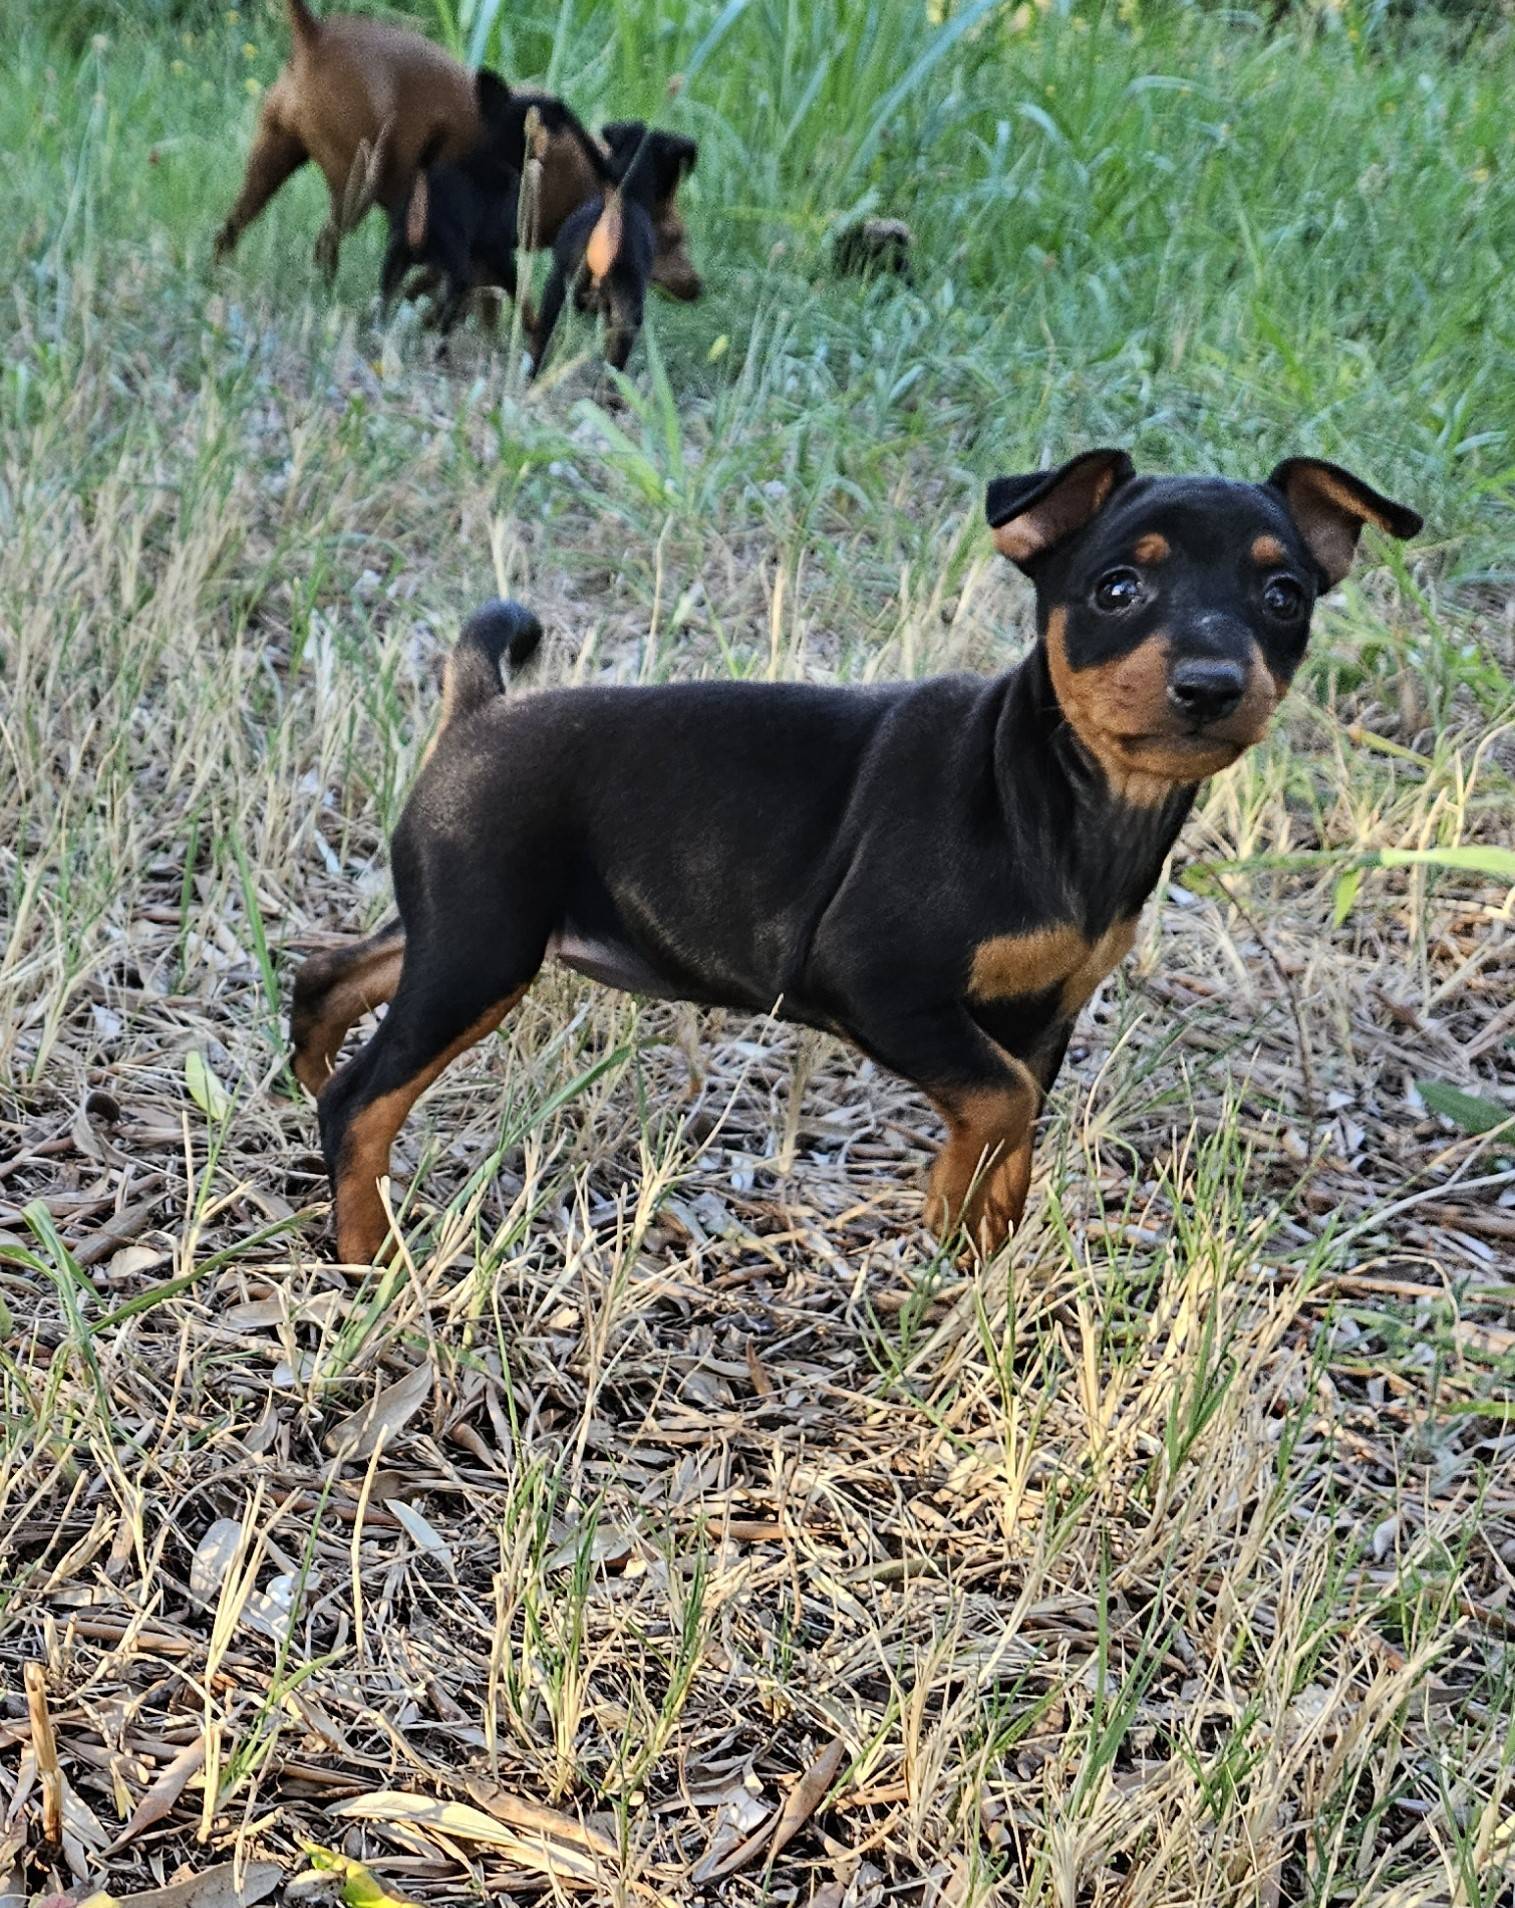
969 917 1138 1018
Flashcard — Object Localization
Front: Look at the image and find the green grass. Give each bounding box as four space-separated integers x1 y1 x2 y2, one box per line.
2 0 1514 1903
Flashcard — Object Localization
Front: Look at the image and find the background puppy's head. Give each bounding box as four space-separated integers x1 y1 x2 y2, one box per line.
601 120 702 301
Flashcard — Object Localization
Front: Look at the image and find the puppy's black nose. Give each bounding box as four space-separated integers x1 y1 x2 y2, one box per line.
1168 657 1246 725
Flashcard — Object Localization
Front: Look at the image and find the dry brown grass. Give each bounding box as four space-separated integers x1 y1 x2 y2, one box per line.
3 261 1514 1908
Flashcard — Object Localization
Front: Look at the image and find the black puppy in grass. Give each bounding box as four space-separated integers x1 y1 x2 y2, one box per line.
381 74 611 344
530 120 700 378
380 68 521 341
290 450 1421 1266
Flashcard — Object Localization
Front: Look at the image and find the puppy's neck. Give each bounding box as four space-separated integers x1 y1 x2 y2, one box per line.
995 638 1196 922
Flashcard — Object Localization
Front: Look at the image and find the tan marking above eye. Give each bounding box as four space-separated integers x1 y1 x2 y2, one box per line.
1251 534 1287 565
969 917 1140 1015
1132 533 1169 564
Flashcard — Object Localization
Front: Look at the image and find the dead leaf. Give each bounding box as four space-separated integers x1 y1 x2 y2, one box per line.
324 1364 431 1461
707 1736 847 1878
189 1520 244 1603
107 1738 206 1852
334 1792 607 1887
23 1664 63 1849
104 1244 167 1282
111 1861 282 1908
461 1782 619 1861
389 1500 455 1577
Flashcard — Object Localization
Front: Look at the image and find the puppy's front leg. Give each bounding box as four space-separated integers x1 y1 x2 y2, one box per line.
846 1000 1043 1257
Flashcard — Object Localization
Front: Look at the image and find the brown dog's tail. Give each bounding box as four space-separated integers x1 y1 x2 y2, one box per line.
439 601 544 733
285 0 320 49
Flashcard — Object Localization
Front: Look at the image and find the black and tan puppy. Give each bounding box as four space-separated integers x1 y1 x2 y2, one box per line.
291 451 1420 1264
530 121 700 377
381 69 525 341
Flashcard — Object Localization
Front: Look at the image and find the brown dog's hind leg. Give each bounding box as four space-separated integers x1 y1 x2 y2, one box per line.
289 917 406 1098
215 112 309 259
317 956 535 1264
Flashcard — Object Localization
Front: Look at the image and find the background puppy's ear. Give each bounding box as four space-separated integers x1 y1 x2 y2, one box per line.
474 68 512 115
600 120 646 168
985 448 1135 571
1266 458 1423 588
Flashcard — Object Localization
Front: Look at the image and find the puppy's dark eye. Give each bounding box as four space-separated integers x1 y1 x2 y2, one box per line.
1093 568 1142 614
1262 576 1306 620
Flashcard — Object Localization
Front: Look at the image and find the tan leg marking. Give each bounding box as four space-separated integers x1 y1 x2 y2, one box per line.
334 988 527 1265
291 943 406 1097
925 1069 1040 1258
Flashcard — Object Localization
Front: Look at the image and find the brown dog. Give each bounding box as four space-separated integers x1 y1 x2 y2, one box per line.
214 0 483 279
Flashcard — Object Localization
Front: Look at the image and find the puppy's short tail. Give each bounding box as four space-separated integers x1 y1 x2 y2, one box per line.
440 600 544 731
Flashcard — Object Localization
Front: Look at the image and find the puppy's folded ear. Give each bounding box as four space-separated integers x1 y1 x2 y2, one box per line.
985 448 1135 571
668 133 697 175
600 120 646 169
474 68 512 112
1266 458 1423 588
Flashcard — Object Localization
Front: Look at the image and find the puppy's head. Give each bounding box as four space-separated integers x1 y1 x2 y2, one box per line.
987 448 1422 797
601 120 702 301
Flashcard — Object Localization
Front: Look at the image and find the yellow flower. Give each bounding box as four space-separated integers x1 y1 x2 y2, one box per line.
244 41 258 58
245 75 262 95
226 7 240 21
171 58 187 75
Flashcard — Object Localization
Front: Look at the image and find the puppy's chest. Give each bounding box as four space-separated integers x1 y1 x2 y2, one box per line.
966 916 1139 1025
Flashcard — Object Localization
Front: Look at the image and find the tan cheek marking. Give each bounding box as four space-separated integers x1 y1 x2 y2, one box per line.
1132 533 1169 563
1046 608 1218 806
1236 640 1285 736
1252 535 1287 565
1046 606 1137 796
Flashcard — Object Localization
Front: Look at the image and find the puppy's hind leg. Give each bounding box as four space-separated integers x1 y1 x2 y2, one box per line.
317 938 541 1265
603 279 644 375
290 916 406 1097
